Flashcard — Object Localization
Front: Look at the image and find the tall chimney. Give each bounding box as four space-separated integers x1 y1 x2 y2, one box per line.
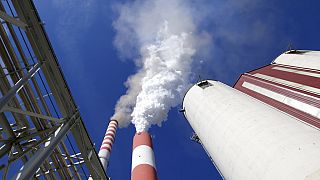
98 119 118 171
131 132 157 180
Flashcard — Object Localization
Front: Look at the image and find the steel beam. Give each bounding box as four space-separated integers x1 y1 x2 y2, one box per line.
0 10 27 30
0 62 42 112
9 127 58 163
35 161 85 178
3 106 63 122
15 127 58 143
0 113 15 159
0 143 12 158
8 1 108 179
11 116 79 180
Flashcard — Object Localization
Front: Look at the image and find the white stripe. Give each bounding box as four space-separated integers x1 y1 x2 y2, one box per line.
109 123 117 127
98 150 111 167
272 67 320 78
109 122 118 126
252 73 320 95
253 78 320 100
105 130 115 135
107 127 116 132
242 82 320 118
132 145 156 171
107 126 117 131
104 135 114 140
110 122 118 126
108 124 117 128
103 138 113 144
98 150 111 158
101 143 112 149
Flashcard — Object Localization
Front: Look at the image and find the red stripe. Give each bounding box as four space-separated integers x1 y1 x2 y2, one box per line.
109 123 117 127
105 126 115 131
106 129 116 134
133 132 153 149
102 141 113 148
109 123 118 128
105 132 115 138
242 74 320 107
109 122 118 126
132 164 157 180
235 74 320 129
104 134 115 139
103 137 114 144
104 136 114 143
110 119 118 124
107 126 116 131
250 64 320 89
108 125 117 130
275 64 320 74
100 146 111 152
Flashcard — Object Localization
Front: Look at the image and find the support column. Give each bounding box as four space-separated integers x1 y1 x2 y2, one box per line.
0 62 42 112
11 115 78 180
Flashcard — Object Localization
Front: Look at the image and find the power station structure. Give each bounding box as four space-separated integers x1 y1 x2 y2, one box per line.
183 50 320 180
1 0 319 179
0 0 108 179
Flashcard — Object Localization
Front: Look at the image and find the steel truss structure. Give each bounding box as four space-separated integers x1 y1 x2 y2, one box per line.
0 0 108 179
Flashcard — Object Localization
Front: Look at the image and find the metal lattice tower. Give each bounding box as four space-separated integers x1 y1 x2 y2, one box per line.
0 0 108 179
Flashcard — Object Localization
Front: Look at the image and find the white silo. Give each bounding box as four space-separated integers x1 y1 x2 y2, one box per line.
183 80 320 180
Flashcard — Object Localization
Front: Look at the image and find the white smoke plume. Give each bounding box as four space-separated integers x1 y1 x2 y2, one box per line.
111 0 211 132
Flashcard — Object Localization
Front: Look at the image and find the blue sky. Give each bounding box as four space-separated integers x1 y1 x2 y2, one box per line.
33 0 320 179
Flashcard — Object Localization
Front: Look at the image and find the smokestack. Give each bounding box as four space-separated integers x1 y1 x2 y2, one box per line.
131 132 157 180
98 119 118 171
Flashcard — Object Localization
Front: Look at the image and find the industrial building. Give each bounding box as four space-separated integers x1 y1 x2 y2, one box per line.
0 0 320 179
183 50 320 180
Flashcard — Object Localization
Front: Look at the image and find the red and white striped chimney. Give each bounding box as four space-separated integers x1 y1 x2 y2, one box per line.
98 119 118 171
131 132 157 180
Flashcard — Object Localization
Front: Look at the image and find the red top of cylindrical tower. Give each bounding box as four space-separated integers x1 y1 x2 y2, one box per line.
133 132 153 149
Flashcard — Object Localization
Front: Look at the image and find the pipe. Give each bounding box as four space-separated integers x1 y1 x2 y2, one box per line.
98 119 118 171
131 132 157 180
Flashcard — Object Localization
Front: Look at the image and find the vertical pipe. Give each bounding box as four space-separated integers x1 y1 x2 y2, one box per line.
98 119 118 171
131 132 157 180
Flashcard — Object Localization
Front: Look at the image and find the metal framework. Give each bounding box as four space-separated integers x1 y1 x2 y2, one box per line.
0 0 108 179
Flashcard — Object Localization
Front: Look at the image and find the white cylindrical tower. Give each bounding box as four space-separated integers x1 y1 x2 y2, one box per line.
98 119 118 171
131 132 157 180
183 80 320 180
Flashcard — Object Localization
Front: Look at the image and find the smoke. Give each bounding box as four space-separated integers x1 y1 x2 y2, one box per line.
111 0 211 132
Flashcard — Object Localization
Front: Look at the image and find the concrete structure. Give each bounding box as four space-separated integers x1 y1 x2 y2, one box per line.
98 119 118 171
183 80 320 180
131 132 157 180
